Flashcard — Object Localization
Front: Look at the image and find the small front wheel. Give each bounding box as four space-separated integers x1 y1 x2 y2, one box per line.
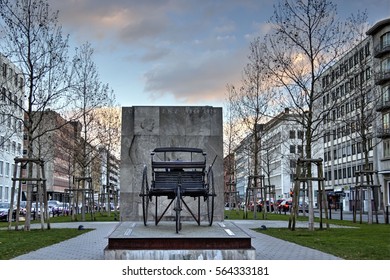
175 185 182 233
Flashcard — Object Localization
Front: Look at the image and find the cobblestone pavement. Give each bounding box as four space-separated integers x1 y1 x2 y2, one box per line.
11 220 342 260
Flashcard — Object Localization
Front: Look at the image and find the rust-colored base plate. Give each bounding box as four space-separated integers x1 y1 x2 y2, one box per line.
107 221 252 250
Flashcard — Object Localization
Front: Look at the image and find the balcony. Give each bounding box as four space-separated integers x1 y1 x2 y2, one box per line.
373 43 390 58
376 100 390 112
375 70 390 85
377 127 390 138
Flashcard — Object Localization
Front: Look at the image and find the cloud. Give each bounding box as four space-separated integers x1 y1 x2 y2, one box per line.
52 0 201 42
49 0 390 109
143 48 247 104
48 0 272 107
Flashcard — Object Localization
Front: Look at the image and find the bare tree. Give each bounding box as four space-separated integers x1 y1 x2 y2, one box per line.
95 94 120 217
0 0 71 230
69 42 112 221
224 85 242 211
259 0 366 230
228 37 275 219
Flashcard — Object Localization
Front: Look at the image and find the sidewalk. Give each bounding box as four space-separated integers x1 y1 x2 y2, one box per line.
11 220 341 260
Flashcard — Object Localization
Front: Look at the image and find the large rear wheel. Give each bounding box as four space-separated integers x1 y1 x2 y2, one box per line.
140 165 150 226
206 169 215 226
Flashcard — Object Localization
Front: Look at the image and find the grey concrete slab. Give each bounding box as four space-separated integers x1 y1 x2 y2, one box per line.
108 221 250 239
10 220 342 260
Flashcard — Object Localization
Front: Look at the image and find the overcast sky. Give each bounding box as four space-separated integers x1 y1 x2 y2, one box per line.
50 0 390 109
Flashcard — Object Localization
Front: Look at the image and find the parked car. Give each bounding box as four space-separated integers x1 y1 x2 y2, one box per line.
257 200 274 212
30 202 45 217
275 199 285 208
57 202 70 215
0 202 16 222
19 201 27 215
278 200 292 212
48 200 64 215
298 201 309 213
277 200 309 213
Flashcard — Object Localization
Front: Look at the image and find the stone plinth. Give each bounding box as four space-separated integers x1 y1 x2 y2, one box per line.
120 106 224 223
104 221 255 260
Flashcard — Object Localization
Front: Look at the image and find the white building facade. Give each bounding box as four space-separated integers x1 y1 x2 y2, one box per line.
233 108 310 204
319 36 375 211
260 108 306 200
0 53 25 203
318 18 390 213
367 18 390 213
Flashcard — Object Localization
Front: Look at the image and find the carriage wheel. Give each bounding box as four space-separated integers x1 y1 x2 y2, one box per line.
141 165 150 226
175 185 182 233
207 168 215 226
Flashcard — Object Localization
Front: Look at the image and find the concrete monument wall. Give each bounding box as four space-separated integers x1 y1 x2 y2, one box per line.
120 106 224 222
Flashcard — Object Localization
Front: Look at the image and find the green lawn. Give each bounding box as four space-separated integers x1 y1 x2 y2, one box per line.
0 228 92 260
0 212 117 260
225 209 390 260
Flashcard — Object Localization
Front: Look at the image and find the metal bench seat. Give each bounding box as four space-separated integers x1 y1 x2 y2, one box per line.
151 171 206 198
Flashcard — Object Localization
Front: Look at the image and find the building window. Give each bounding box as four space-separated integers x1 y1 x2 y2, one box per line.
1 87 5 102
0 161 3 176
382 85 390 103
345 82 349 93
383 113 390 131
349 57 353 70
366 67 371 80
289 130 295 139
382 57 390 73
364 43 370 57
290 145 296 154
354 52 359 66
297 145 303 155
357 142 362 154
14 73 18 87
0 186 2 200
5 162 10 177
359 48 364 62
2 63 7 78
381 32 390 48
384 140 390 158
388 182 390 205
